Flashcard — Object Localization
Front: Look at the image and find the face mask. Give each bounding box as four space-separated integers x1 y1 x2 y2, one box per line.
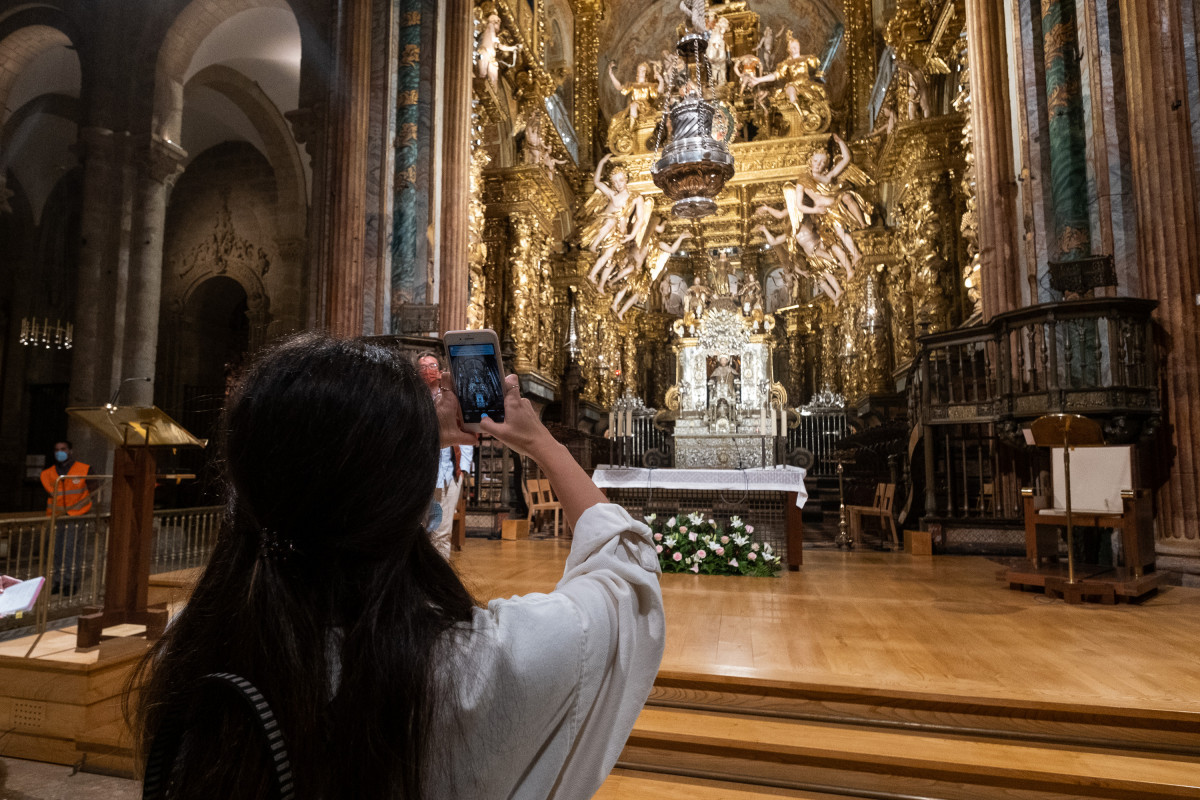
55 451 69 463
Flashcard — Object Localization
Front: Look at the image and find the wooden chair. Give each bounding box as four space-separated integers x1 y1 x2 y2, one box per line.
846 483 899 548
526 478 562 537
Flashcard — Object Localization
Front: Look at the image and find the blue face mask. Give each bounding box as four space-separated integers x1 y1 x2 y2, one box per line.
55 451 69 463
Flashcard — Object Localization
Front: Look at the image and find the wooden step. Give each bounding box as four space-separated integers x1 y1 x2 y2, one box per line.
623 706 1200 800
597 769 863 799
649 671 1200 756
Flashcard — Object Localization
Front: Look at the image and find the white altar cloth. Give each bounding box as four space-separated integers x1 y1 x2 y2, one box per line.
592 466 808 507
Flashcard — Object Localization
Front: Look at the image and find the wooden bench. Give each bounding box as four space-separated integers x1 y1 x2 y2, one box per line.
846 483 899 549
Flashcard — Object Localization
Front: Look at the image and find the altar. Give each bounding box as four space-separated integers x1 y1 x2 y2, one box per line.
593 466 808 568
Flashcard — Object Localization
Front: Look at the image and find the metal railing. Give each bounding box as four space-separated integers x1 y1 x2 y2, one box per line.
790 409 849 476
0 503 223 636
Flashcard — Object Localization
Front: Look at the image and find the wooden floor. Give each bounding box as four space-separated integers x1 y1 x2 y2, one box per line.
454 537 1200 715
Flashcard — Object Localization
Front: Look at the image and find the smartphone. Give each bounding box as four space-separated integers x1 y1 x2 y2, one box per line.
444 329 506 432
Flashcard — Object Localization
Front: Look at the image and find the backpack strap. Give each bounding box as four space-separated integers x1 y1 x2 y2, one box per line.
142 672 295 800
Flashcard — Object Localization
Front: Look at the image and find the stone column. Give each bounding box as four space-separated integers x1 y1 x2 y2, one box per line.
320 0 373 336
437 0 473 334
1118 0 1200 556
121 137 186 408
964 0 1023 320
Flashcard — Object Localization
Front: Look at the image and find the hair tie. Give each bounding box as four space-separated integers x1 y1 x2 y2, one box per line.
259 529 295 561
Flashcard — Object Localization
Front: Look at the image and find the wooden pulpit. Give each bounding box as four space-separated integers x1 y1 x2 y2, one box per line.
66 406 205 648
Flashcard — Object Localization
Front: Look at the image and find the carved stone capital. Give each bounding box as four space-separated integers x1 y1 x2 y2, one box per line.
144 137 188 186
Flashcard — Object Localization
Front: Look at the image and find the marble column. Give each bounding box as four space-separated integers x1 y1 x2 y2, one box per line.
1118 0 1200 556
964 0 1023 320
437 0 472 334
1039 0 1090 260
121 137 186 408
320 0 373 336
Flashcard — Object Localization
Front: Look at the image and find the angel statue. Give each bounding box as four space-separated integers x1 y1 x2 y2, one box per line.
607 61 663 127
607 218 690 290
610 229 689 321
743 31 828 132
582 154 650 290
758 224 844 305
796 133 873 266
476 14 522 90
680 0 707 35
683 275 711 317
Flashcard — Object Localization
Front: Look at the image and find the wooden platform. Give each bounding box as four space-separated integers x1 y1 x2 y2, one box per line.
3 538 1199 797
1005 560 1171 603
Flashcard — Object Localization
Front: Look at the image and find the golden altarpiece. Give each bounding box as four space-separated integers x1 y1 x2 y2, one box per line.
465 0 975 433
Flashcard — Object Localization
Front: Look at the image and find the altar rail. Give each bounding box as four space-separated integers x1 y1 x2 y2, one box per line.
0 505 222 634
913 298 1159 525
790 410 849 476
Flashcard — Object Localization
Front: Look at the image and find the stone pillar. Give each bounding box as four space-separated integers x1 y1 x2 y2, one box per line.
68 127 131 463
437 0 472 334
964 0 1023 320
1118 0 1200 555
121 137 186 408
319 0 373 336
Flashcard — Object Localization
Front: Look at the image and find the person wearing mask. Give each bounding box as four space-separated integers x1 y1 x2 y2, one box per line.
133 332 665 799
40 440 92 595
416 350 474 557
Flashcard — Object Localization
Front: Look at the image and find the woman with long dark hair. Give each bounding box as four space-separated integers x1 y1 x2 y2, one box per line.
132 332 664 799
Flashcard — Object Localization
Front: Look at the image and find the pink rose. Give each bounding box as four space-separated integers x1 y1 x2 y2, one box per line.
688 532 698 542
720 535 730 544
672 552 683 562
746 525 754 533
715 546 725 556
748 552 758 561
654 533 662 541
696 550 707 559
751 543 760 552
679 526 688 534
655 544 663 554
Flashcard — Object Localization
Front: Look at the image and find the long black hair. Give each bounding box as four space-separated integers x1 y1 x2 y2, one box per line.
133 331 476 799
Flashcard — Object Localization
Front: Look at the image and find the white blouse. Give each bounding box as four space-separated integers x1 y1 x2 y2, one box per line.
429 503 665 799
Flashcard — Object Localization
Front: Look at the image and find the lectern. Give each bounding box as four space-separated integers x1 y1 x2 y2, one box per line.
1028 413 1104 585
67 406 205 648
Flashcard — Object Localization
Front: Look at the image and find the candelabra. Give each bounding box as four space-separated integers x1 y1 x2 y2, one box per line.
20 317 73 350
834 461 853 549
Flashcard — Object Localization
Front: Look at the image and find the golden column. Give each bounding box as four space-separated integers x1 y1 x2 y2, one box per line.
321 0 373 336
843 0 876 136
1118 0 1200 554
438 0 474 333
573 0 602 168
964 0 1022 320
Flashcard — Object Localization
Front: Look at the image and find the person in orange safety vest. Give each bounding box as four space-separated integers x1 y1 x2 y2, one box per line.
40 440 93 594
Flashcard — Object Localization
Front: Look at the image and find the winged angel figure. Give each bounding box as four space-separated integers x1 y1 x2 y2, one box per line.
582 155 653 291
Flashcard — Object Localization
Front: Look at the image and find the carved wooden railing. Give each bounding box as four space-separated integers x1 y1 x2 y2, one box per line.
913 298 1159 525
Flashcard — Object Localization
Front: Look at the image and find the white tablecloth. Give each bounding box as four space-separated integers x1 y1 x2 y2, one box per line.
592 466 808 508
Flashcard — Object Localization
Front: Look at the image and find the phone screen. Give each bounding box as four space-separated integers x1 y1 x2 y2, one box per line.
448 343 505 423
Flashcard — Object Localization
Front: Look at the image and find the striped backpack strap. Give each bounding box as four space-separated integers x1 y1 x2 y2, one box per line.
142 672 295 800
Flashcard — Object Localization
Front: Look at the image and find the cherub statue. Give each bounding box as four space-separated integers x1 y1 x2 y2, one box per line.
680 0 708 35
610 220 690 287
582 154 650 290
739 271 764 310
705 16 731 87
758 224 844 305
607 61 663 126
476 14 522 90
796 133 873 265
755 23 784 72
684 275 711 317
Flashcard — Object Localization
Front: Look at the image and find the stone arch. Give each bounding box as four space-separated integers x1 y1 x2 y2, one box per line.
185 64 306 241
151 0 298 143
0 20 76 128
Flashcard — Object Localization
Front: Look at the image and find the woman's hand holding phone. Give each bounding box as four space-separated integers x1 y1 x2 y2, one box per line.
479 375 554 460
